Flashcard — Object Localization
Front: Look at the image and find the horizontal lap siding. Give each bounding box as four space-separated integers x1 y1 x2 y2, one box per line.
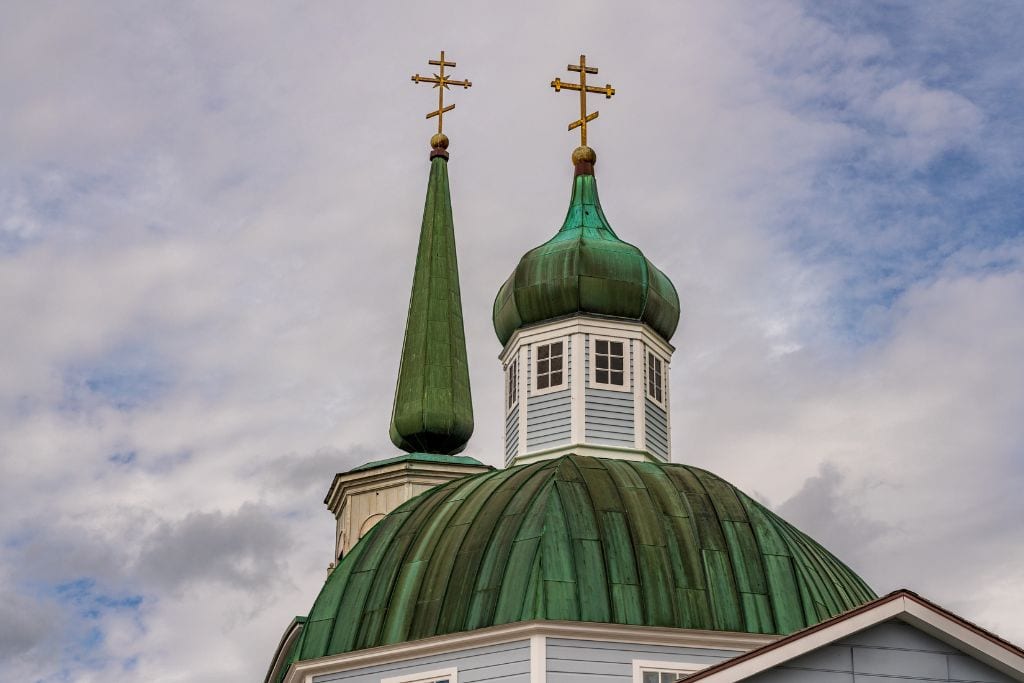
546 638 738 683
505 404 519 465
745 620 1016 683
645 398 669 459
314 639 531 683
527 390 571 449
585 388 634 446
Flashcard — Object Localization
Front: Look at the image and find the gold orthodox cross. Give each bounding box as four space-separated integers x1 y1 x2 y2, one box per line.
550 54 615 146
411 50 472 137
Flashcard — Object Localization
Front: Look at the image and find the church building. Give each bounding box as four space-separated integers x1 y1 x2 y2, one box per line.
264 54 1024 683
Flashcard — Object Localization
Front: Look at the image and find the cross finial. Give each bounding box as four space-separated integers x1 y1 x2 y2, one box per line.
411 50 472 151
550 54 615 148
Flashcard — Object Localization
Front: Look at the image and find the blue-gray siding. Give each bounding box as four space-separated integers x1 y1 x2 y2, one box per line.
546 637 740 683
527 389 572 449
505 403 519 464
585 388 634 447
744 620 1015 683
314 639 530 683
645 398 669 460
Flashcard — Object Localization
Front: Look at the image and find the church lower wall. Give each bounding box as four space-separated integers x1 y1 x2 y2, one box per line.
546 638 740 683
312 639 530 683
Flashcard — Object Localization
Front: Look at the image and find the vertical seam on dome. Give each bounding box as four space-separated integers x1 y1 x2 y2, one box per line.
594 458 646 623
490 469 561 622
445 460 558 632
418 465 521 635
357 474 479 650
682 466 744 631
566 456 615 623
734 489 785 635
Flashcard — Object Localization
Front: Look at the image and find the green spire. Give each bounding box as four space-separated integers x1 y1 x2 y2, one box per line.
389 153 473 454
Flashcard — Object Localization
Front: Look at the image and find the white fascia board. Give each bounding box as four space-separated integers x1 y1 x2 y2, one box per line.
284 621 774 683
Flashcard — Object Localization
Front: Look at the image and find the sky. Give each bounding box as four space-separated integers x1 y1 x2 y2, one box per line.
1 1 1022 681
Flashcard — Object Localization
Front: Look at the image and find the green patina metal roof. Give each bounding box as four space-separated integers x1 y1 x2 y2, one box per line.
492 166 681 346
350 452 489 473
291 455 875 663
390 154 474 455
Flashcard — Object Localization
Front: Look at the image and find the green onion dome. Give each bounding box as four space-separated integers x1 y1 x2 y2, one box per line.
287 455 875 663
492 150 681 346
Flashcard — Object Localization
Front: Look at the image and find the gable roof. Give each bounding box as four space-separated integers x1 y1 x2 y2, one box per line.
683 589 1024 683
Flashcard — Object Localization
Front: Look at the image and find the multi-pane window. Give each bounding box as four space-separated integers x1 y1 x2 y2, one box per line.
535 341 564 390
641 670 690 683
647 351 664 403
506 358 518 410
633 662 703 683
594 339 625 386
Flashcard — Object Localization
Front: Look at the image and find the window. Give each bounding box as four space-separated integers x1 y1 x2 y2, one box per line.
642 670 689 683
534 341 565 391
382 668 458 683
647 351 665 404
506 358 518 410
593 338 626 387
633 660 705 683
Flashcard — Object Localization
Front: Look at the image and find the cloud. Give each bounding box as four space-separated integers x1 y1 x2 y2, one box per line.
1 1 1022 680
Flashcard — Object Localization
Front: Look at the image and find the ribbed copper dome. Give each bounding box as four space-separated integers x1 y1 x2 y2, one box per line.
284 455 875 667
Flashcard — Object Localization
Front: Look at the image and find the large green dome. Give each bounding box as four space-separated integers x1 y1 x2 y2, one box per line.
492 166 681 346
289 455 875 663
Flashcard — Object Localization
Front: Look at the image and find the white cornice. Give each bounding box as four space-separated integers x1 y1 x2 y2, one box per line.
499 315 674 363
324 462 490 513
284 621 775 683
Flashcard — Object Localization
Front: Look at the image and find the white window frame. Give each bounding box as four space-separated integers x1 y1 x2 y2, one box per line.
589 335 631 392
632 659 706 683
645 348 667 408
505 357 519 412
532 338 568 395
381 667 458 683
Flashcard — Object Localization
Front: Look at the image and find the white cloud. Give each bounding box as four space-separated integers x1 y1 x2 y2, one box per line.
0 1 1022 680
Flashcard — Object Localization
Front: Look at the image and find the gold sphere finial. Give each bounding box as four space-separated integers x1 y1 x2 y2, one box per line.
572 145 597 165
430 133 450 149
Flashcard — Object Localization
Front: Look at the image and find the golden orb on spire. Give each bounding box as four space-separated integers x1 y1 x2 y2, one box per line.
571 145 597 165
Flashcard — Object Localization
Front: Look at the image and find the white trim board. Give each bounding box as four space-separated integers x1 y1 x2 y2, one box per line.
683 590 1024 683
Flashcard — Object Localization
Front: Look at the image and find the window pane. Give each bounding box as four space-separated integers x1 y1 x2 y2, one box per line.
537 345 549 359
551 357 562 371
611 371 623 385
596 339 607 353
611 341 623 355
643 673 659 683
538 360 549 374
552 342 563 355
611 356 623 370
656 386 662 401
538 374 549 389
662 673 677 683
596 369 608 383
551 372 562 386
596 355 608 369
